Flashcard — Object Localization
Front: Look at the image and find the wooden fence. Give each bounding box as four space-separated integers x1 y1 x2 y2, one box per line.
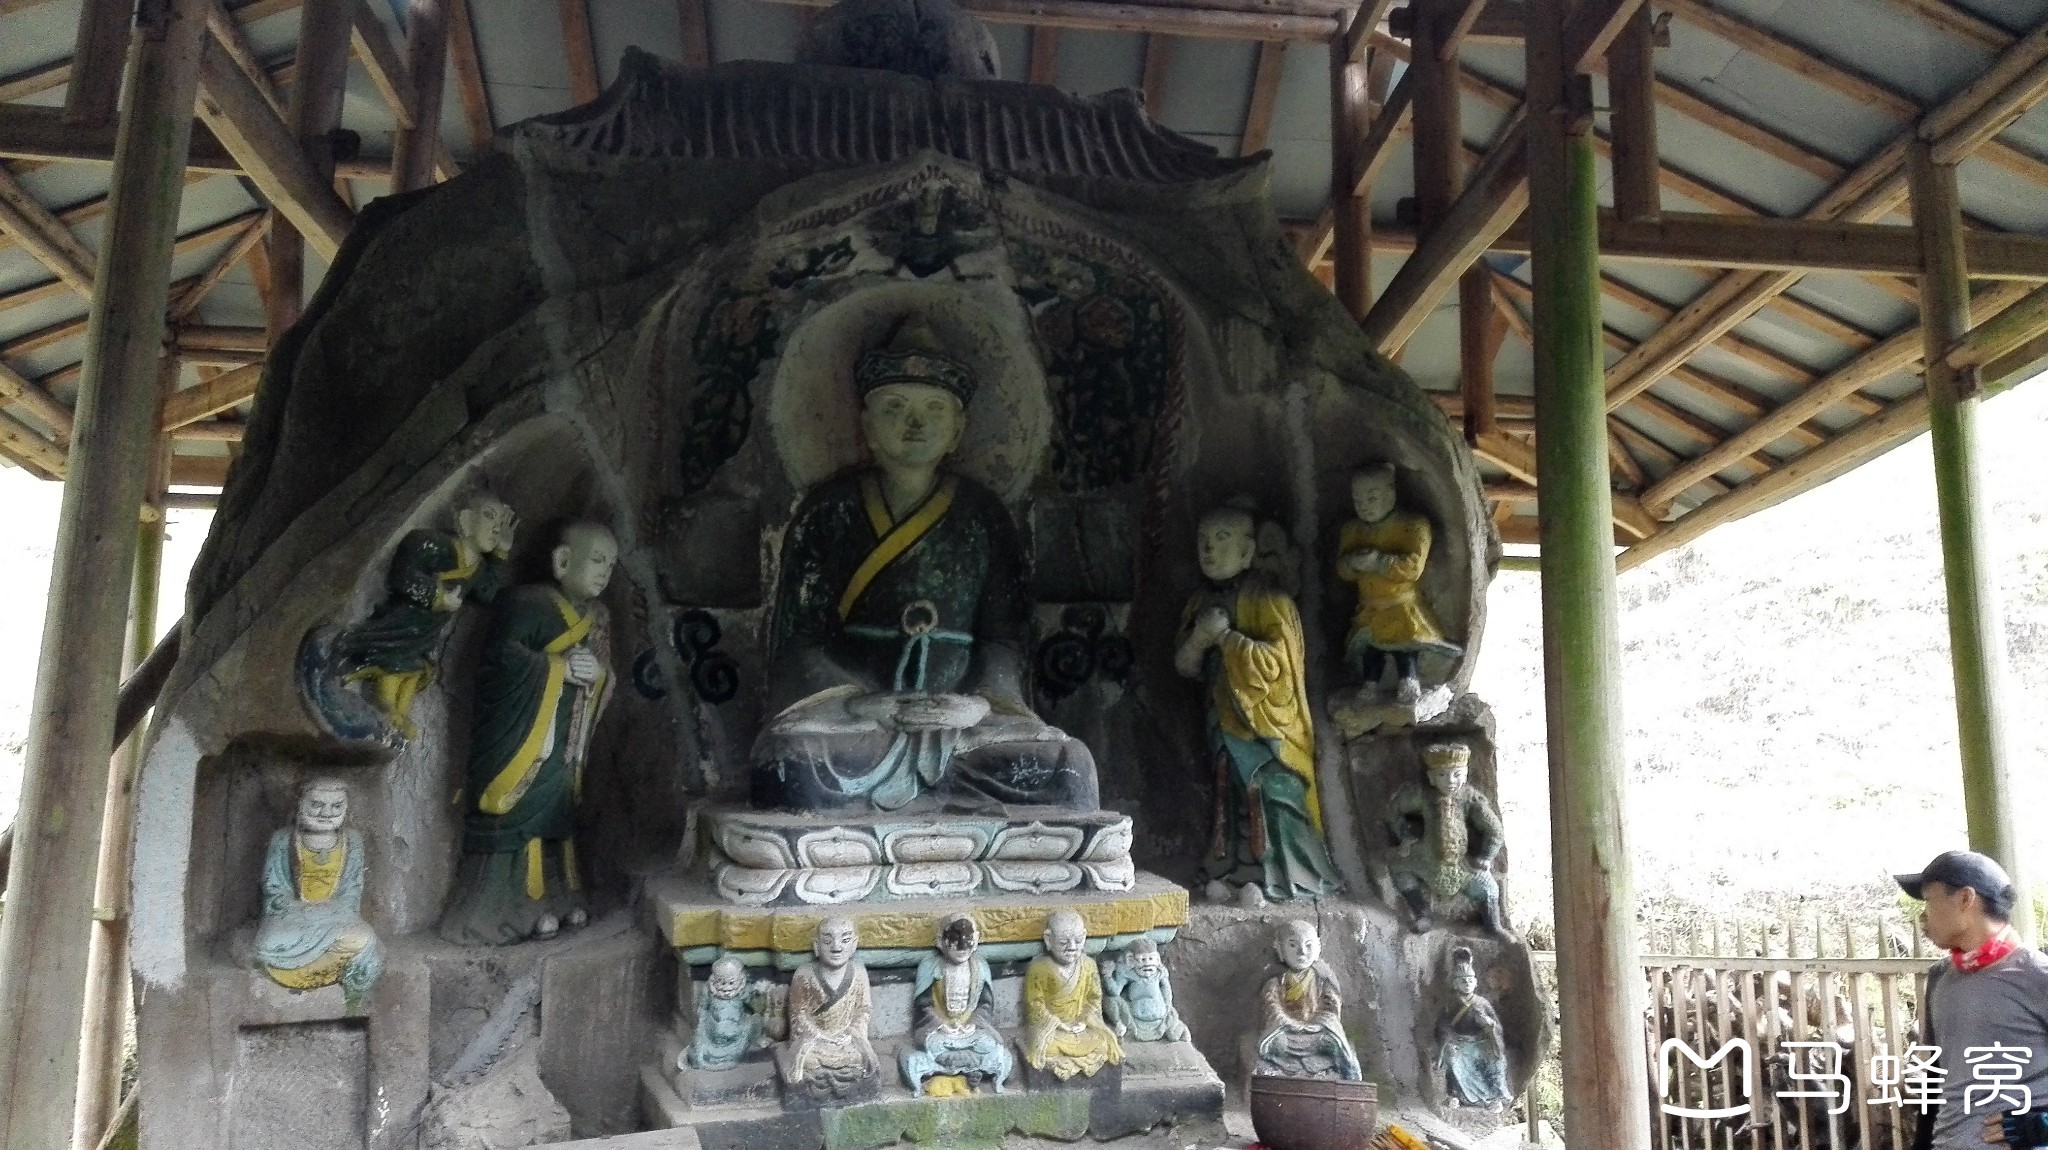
1533 913 1937 1150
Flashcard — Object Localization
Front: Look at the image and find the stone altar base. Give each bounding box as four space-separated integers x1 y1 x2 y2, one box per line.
642 1038 1222 1150
704 805 1137 906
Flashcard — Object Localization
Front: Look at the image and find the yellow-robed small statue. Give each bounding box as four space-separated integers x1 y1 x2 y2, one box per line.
1023 909 1123 1081
1336 463 1461 704
1176 501 1341 902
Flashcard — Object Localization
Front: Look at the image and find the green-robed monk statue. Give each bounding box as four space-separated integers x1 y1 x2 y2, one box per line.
750 317 1098 813
439 520 618 945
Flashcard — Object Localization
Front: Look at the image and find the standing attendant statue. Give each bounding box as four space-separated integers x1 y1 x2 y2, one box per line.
780 917 881 1103
1435 947 1510 1108
1384 742 1512 939
1102 937 1190 1043
254 778 383 1011
1254 920 1361 1081
900 912 1014 1096
438 521 618 946
686 957 775 1071
751 316 1098 813
1023 909 1123 1081
1335 464 1461 704
1175 500 1341 902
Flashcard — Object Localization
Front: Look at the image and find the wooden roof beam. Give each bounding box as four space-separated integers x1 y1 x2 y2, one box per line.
65 0 134 127
1875 0 2015 53
170 214 269 321
1143 33 1174 119
1241 42 1288 155
448 0 497 149
1344 0 1403 61
1471 430 1661 539
162 363 262 429
763 0 1344 42
0 165 96 297
1029 26 1060 84
675 0 712 69
352 0 417 128
559 0 602 103
195 40 354 259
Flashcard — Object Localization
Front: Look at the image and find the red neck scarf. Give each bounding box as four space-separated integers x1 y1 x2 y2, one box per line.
1951 926 2019 973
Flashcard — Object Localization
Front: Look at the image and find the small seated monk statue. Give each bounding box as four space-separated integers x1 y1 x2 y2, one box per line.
1255 920 1361 1081
1102 937 1190 1043
254 778 383 1012
751 316 1098 813
779 916 881 1103
900 913 1014 1096
686 957 773 1071
1023 909 1123 1082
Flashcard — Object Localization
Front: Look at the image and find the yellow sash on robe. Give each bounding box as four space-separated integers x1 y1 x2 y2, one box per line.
1337 511 1448 649
432 539 481 612
1024 956 1123 1075
294 839 345 903
478 591 597 815
1207 584 1324 831
837 475 958 620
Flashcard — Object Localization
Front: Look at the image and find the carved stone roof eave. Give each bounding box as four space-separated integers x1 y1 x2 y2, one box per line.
519 50 1264 189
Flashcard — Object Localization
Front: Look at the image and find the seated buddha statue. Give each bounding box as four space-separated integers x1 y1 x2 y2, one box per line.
899 912 1014 1095
1254 920 1361 1081
779 916 881 1102
750 317 1098 813
253 778 383 1011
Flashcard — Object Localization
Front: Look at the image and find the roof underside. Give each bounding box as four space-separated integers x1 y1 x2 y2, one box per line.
2 0 2045 564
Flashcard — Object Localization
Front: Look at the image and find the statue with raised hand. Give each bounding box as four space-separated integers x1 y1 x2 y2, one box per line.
751 316 1098 813
438 521 617 946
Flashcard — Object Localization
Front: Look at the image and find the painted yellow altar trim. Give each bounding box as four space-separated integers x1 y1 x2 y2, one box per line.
663 881 1188 952
837 475 958 620
477 591 595 816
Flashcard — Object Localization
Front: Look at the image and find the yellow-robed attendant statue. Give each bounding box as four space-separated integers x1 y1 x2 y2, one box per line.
1023 909 1123 1081
1336 463 1461 703
438 521 618 946
1176 502 1341 902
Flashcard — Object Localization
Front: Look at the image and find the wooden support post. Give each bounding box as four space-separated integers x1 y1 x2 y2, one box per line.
269 0 353 336
674 0 712 70
1908 139 2034 942
71 415 169 1150
0 1 208 1145
1411 0 1464 231
1142 33 1173 118
1239 41 1286 156
447 0 497 147
1526 0 1651 1144
1459 264 1497 442
65 0 135 127
390 0 449 192
1330 11 1373 322
558 0 600 104
1029 27 1060 86
1605 1 1658 222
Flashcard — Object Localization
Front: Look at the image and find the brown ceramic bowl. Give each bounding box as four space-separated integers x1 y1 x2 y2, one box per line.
1248 1074 1378 1150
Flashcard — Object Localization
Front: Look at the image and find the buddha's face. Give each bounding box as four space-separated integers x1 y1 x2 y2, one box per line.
458 497 515 554
862 383 965 470
1131 947 1162 979
552 526 617 602
937 918 979 964
1275 924 1319 972
1197 514 1256 582
1044 913 1087 966
1352 471 1397 522
297 785 347 835
708 960 748 1000
815 918 859 968
1428 763 1468 796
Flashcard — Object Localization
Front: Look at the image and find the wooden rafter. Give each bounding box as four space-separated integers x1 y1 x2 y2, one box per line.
1876 0 2014 52
195 40 353 259
447 0 497 148
162 363 262 430
1240 42 1287 156
0 166 96 296
559 0 602 104
64 0 133 126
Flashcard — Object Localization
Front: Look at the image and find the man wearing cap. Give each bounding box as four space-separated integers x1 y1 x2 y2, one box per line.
1895 850 2048 1149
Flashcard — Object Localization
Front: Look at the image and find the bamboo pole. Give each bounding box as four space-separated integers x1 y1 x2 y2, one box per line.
0 2 209 1144
1529 0 1650 1144
1908 139 2035 943
72 428 169 1150
1330 8 1372 322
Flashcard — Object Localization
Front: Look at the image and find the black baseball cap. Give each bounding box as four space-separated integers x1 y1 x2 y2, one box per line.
1895 850 2015 903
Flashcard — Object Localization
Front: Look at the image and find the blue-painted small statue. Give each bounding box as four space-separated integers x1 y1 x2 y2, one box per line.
1102 937 1190 1043
899 912 1015 1096
254 778 383 1012
1435 946 1510 1108
686 956 773 1071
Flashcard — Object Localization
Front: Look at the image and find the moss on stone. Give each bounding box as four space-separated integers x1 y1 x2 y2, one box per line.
821 1089 1093 1150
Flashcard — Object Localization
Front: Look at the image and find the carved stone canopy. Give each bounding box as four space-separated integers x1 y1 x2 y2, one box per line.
797 0 1003 81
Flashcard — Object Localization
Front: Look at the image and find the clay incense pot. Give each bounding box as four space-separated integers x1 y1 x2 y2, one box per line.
1248 1075 1377 1150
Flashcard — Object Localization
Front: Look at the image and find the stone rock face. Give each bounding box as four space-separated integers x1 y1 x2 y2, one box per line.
796 0 1002 80
421 1032 574 1150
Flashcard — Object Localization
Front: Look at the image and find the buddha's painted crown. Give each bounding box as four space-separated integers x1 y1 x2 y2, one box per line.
857 316 975 406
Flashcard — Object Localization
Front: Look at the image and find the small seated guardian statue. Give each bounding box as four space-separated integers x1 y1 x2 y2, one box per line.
1386 742 1512 939
900 912 1014 1096
1254 920 1361 1081
780 917 881 1103
1102 937 1190 1043
686 957 773 1071
751 316 1098 813
1435 947 1510 1108
1023 909 1123 1081
1175 499 1341 902
1335 463 1461 704
438 521 617 946
254 778 383 1011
